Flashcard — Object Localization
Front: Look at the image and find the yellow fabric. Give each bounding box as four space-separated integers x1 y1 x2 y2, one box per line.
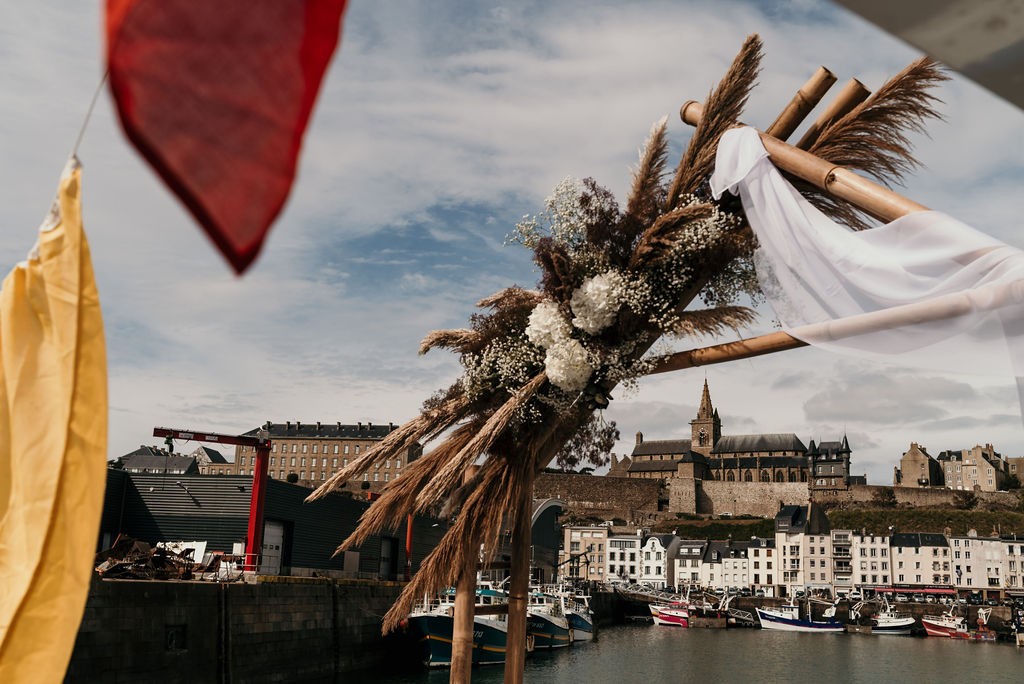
0 160 108 682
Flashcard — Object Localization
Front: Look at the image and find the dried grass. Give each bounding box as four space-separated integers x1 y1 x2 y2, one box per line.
666 34 762 207
629 203 715 268
803 57 947 229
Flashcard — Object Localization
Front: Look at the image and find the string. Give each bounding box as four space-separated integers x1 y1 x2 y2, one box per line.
71 68 109 158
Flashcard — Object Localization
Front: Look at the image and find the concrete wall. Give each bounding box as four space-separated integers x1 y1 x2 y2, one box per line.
66 577 415 683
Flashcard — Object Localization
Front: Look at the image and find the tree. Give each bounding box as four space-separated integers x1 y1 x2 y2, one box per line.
286 472 298 483
1006 473 1021 490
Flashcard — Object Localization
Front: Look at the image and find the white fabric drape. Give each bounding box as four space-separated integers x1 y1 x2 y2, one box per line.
710 126 1024 401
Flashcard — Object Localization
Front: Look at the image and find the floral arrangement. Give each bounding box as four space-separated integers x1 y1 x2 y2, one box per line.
307 34 945 633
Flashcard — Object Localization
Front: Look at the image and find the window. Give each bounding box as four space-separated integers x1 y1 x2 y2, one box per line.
332 458 338 467
385 459 391 469
300 471 306 480
312 444 318 454
344 445 349 454
384 473 390 482
301 457 306 467
355 445 361 455
373 472 379 481
362 472 368 481
290 456 296 467
270 456 276 466
343 458 348 467
302 444 308 454
291 445 297 453
333 445 339 454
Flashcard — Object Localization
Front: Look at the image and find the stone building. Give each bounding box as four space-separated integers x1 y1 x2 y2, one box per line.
626 380 850 485
225 420 420 492
893 442 943 487
937 444 1010 492
193 446 229 474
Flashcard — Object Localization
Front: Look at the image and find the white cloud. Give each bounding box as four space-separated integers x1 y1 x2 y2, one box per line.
0 1 1021 484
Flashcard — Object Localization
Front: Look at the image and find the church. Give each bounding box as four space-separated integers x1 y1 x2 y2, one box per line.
614 380 853 487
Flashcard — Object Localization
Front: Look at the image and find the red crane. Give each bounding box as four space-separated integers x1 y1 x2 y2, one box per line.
153 426 271 572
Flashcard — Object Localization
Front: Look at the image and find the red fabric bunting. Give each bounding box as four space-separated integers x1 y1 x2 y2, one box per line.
106 0 348 273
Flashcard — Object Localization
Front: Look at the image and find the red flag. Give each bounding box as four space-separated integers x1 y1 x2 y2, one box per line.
106 0 348 273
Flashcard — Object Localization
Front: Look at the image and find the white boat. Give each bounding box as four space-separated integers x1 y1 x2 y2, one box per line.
850 598 915 635
756 598 843 633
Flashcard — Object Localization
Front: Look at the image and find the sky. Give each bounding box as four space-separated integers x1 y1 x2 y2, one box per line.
0 1 1021 485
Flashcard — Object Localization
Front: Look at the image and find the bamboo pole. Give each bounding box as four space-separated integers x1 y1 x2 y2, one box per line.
795 78 871 150
646 100 937 375
765 66 837 141
647 331 807 374
647 263 1024 375
450 549 477 683
502 468 535 684
679 100 928 223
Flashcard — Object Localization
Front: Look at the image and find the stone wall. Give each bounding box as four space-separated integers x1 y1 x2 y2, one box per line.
684 480 810 517
534 473 661 522
66 576 415 683
813 484 1020 509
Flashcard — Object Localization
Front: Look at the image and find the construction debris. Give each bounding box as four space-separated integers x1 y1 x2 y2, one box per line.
94 534 244 581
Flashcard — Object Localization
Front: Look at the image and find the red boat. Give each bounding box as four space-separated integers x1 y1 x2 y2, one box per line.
650 601 689 627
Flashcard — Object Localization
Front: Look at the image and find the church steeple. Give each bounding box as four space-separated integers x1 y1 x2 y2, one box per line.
690 379 721 457
697 379 714 420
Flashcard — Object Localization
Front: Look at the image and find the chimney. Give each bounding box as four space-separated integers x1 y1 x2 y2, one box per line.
358 422 363 430
296 421 302 430
316 421 322 431
286 421 291 430
368 422 373 430
337 422 342 430
636 431 644 445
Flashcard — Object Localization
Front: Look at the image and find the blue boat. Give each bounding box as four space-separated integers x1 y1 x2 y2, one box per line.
527 588 574 648
756 598 843 633
407 585 527 668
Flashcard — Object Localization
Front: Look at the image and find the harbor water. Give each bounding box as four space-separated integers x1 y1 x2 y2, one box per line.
342 622 1024 684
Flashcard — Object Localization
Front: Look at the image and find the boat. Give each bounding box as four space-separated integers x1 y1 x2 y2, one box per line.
527 588 574 648
756 597 843 633
850 598 915 635
921 604 968 638
1012 604 1024 647
407 583 528 668
556 586 595 641
649 601 689 627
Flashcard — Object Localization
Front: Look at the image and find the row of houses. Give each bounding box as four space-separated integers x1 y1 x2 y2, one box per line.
894 442 1024 491
559 504 1024 600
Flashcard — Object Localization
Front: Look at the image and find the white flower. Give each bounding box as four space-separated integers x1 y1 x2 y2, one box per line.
544 338 593 392
570 271 625 334
525 301 570 349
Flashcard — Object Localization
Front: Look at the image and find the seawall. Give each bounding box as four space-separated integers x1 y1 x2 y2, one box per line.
66 576 417 683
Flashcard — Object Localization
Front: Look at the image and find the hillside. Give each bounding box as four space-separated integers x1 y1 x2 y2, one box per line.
826 508 1024 537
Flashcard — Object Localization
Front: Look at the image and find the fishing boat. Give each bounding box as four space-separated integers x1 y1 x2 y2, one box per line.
649 601 689 627
527 588 573 648
756 597 843 633
921 604 968 638
407 583 527 668
851 598 915 635
555 586 595 641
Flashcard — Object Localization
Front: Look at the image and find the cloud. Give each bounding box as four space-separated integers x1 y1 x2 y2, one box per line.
1 0 1021 481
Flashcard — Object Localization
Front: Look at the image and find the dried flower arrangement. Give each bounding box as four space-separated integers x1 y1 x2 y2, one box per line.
307 34 945 633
